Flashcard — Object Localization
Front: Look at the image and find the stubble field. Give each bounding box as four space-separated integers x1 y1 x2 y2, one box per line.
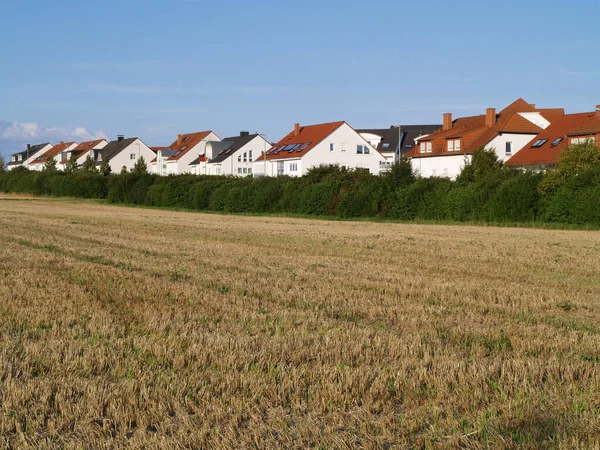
0 196 599 449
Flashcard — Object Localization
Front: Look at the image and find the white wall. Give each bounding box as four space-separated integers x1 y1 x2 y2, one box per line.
76 141 108 165
486 133 538 163
300 124 385 175
359 132 383 148
254 123 385 177
208 135 270 177
107 139 155 173
412 154 471 179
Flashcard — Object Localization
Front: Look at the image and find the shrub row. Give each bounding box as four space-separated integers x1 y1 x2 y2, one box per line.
1 155 600 225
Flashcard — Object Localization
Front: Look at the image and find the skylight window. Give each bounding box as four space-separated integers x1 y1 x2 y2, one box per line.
551 138 563 147
531 139 548 148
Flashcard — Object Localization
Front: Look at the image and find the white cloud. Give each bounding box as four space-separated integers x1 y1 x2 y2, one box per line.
0 120 108 157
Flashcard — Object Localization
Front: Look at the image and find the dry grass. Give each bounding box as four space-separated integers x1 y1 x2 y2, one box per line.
0 196 599 449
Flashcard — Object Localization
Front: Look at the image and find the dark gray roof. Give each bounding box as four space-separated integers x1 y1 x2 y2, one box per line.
358 126 441 156
96 137 138 164
9 143 50 159
205 134 262 165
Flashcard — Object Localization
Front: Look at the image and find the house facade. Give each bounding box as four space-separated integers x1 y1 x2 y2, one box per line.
358 125 441 168
151 131 219 176
506 107 600 169
95 136 155 173
70 139 108 166
29 141 77 171
203 132 270 176
7 143 52 170
253 121 386 177
406 99 564 179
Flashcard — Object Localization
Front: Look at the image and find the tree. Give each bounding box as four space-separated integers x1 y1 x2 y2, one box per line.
64 153 79 174
100 157 111 176
384 156 415 189
81 155 98 174
43 156 57 172
0 155 6 173
132 157 148 174
539 140 600 197
120 165 128 175
456 146 502 184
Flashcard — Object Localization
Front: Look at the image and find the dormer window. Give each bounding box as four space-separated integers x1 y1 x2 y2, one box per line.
447 139 461 152
419 142 432 153
570 136 594 145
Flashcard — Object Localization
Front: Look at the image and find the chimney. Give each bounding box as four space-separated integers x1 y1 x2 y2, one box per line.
60 141 64 145
443 113 452 131
117 135 124 142
294 123 300 137
177 134 182 145
27 144 31 150
240 131 249 137
486 108 496 128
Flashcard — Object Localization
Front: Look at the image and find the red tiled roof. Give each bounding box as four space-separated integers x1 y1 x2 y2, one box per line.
166 131 214 161
29 142 76 165
505 112 600 167
406 99 564 159
255 121 346 161
72 139 106 152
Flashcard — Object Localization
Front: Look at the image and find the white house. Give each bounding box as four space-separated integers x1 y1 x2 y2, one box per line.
201 132 270 176
94 136 155 173
7 143 52 170
28 141 77 171
358 125 441 167
151 131 219 176
253 121 386 177
406 98 565 179
70 139 108 166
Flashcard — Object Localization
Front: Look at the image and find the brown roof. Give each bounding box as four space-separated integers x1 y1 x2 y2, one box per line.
406 99 564 159
29 142 76 165
165 131 214 161
505 112 600 167
255 121 348 161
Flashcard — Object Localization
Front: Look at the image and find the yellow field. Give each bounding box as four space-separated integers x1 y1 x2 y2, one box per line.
0 196 599 448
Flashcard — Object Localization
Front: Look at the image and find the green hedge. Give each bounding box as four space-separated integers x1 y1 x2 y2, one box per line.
2 157 600 226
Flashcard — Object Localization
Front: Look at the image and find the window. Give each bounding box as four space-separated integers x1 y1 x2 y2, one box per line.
551 138 563 147
243 168 247 174
447 139 460 151
531 139 548 148
341 143 347 152
290 163 298 172
181 146 187 151
382 143 390 149
130 153 136 160
357 145 370 154
249 150 253 162
243 152 247 163
364 145 370 154
248 168 252 174
238 168 242 173
505 142 512 156
330 143 335 152
570 136 594 145
357 145 364 154
238 155 241 162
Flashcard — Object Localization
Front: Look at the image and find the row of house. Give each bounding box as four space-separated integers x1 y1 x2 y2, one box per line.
7 98 600 178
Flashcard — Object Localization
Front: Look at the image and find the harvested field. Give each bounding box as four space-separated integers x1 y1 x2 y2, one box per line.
0 196 599 448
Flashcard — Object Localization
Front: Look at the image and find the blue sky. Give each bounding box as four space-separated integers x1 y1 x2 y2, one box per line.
1 0 600 157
